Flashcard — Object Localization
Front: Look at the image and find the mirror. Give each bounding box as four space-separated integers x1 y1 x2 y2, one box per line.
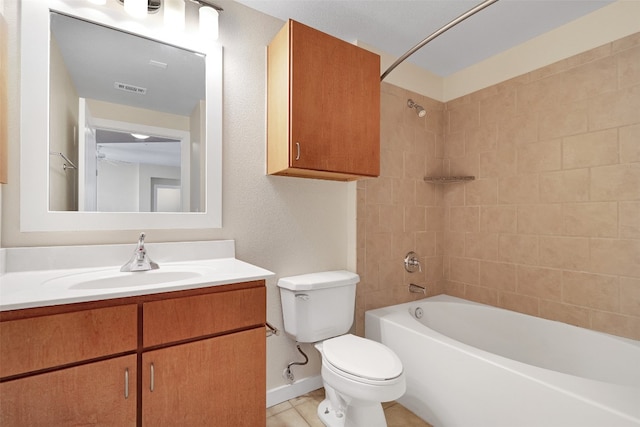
20 0 222 231
49 12 204 213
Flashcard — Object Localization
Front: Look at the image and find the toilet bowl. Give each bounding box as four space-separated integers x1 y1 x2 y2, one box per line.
315 334 405 427
277 271 406 427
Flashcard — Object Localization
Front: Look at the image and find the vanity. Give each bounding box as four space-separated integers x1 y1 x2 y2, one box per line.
0 240 274 426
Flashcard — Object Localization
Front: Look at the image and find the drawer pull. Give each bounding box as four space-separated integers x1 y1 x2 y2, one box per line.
295 142 301 161
150 363 155 392
124 368 129 399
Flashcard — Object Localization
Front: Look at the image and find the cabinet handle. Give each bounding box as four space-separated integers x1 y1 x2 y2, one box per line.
295 142 300 161
124 368 129 399
150 363 155 392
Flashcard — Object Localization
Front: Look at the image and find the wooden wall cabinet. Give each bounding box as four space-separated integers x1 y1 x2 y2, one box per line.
0 282 266 426
267 19 381 181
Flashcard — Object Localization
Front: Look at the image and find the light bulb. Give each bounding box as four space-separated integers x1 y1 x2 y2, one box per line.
124 0 147 19
199 6 219 40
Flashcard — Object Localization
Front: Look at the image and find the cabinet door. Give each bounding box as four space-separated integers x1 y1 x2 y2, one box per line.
142 328 265 426
290 20 380 176
0 355 137 426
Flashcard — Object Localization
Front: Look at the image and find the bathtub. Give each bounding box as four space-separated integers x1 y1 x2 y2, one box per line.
365 295 640 427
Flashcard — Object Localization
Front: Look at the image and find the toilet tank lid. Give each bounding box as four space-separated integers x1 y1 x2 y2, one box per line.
277 270 359 291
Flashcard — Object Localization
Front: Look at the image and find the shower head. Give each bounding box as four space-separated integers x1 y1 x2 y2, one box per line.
407 99 426 118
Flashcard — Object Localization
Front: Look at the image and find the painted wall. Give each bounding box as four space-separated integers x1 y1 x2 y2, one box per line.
1 0 355 394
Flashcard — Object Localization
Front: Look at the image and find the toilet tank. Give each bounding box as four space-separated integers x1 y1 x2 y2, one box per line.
277 270 359 343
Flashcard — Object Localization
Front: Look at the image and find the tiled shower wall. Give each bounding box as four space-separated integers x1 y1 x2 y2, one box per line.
357 32 640 340
355 84 446 335
442 32 640 341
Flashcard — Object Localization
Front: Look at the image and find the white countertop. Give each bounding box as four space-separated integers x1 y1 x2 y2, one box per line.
0 240 274 312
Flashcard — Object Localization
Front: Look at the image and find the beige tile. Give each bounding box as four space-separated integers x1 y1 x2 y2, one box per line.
426 206 445 231
465 284 498 305
267 401 294 418
620 277 640 317
448 101 479 131
366 177 394 205
590 238 640 278
563 271 619 312
385 403 433 427
379 204 404 233
465 123 498 155
449 154 479 177
538 102 588 140
380 148 404 178
620 123 640 163
589 85 640 131
517 265 562 301
444 231 465 255
480 206 517 233
497 112 538 146
465 178 498 206
563 202 618 237
591 311 640 341
449 206 479 232
465 232 499 261
415 180 437 206
404 206 426 232
591 164 640 201
620 202 640 239
517 204 564 235
538 236 590 270
612 32 640 53
539 169 589 202
479 261 516 291
393 178 416 206
293 400 324 427
445 130 465 158
479 90 517 124
479 146 517 178
267 407 311 427
449 256 479 285
517 139 562 173
499 292 539 316
416 231 437 258
442 184 465 206
562 129 619 169
539 300 591 329
404 152 426 180
498 174 539 204
618 45 640 88
498 234 538 265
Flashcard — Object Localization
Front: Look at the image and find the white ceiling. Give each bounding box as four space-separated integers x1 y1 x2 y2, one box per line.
234 0 616 77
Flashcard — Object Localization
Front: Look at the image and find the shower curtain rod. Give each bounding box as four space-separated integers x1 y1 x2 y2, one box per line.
381 0 499 81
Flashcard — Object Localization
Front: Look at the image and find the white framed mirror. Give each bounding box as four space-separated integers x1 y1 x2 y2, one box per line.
20 0 222 231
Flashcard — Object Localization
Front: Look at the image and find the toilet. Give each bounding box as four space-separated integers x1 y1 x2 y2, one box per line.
277 270 406 427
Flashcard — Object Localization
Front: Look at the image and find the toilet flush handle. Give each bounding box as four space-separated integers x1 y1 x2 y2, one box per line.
295 293 309 301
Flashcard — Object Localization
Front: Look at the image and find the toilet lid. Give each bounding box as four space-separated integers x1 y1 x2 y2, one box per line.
322 334 403 381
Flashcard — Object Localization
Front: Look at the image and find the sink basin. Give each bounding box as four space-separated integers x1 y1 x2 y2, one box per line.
42 264 218 290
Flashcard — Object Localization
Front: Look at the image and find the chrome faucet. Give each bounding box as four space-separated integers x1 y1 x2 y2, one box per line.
120 233 159 272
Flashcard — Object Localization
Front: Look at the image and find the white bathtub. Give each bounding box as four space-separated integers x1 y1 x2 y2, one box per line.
365 295 640 427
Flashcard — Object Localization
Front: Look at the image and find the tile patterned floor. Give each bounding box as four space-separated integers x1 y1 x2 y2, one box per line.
266 388 432 427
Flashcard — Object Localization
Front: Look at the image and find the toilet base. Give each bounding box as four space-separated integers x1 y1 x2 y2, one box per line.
316 398 387 427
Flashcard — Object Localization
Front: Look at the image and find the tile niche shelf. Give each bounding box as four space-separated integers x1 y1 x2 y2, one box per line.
424 176 475 184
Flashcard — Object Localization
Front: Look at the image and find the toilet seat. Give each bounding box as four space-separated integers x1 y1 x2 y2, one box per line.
322 334 403 383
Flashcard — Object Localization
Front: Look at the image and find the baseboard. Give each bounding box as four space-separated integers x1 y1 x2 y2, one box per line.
266 375 323 408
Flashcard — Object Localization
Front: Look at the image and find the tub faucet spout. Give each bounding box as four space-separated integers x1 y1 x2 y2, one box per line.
409 283 426 294
120 232 159 272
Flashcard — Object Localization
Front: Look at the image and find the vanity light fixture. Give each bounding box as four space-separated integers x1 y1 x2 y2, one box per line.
113 0 222 39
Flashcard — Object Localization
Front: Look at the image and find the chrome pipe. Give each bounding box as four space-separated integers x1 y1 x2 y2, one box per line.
381 0 499 81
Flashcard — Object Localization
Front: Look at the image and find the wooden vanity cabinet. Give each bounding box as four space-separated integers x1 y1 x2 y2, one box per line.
0 281 266 427
267 19 380 181
141 286 266 426
0 305 138 426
